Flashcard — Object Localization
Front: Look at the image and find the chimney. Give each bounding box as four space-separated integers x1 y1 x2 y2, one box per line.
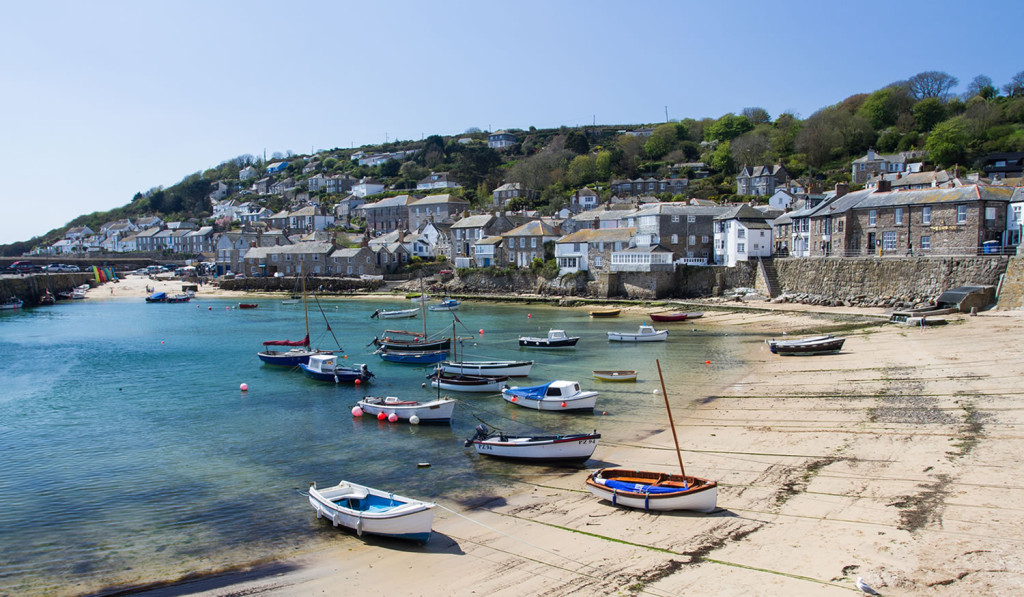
834 183 848 198
875 180 891 193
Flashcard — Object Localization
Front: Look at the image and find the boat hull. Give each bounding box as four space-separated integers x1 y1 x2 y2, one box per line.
379 349 449 364
589 309 620 318
585 469 718 512
374 337 451 352
607 331 668 342
440 360 533 377
357 397 456 422
372 308 419 319
469 432 600 463
767 336 844 356
258 349 333 367
593 370 637 382
649 312 687 322
428 373 508 393
501 389 597 411
518 337 579 348
299 363 373 383
308 481 435 544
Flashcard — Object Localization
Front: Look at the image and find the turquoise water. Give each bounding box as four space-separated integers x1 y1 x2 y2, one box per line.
0 296 751 595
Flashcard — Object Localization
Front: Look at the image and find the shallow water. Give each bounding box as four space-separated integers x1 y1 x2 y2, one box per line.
0 297 752 595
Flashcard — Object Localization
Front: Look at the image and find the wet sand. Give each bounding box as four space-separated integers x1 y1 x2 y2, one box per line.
92 277 1024 595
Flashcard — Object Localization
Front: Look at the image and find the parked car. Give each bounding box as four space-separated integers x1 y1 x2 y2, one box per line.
66 265 81 272
11 261 38 273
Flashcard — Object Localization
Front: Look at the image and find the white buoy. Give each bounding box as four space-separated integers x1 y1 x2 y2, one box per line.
409 415 420 425
351 406 363 417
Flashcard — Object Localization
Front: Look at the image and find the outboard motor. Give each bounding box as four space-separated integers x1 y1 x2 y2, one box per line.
464 424 489 446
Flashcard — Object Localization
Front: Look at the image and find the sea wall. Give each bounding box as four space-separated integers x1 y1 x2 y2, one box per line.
997 256 1024 310
0 273 96 306
216 276 383 293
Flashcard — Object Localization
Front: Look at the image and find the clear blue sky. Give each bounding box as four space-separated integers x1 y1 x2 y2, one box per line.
1 0 1021 245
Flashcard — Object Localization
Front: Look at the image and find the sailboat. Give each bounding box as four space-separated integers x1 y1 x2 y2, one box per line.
584 359 718 512
372 277 450 353
257 275 339 366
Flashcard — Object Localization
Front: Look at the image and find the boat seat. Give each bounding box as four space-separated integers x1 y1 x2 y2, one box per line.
331 487 369 501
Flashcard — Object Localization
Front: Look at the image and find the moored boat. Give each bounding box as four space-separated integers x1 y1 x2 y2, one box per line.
589 308 621 318
593 370 637 382
766 334 844 356
465 424 600 463
377 348 449 364
307 480 435 544
518 329 579 348
373 330 451 352
38 291 56 306
649 311 688 322
237 302 258 309
585 469 718 512
427 298 460 311
145 292 167 303
607 324 668 342
502 380 598 411
356 395 456 423
427 371 509 393
370 307 419 319
299 354 374 383
1 297 23 310
439 359 533 377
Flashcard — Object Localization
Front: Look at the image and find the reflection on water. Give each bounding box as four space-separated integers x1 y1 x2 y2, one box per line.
0 297 749 595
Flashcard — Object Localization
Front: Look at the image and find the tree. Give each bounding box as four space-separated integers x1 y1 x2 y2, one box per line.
563 130 590 155
565 154 596 188
644 123 680 159
1003 71 1024 97
857 86 913 129
379 159 401 177
705 113 753 142
963 75 997 100
912 97 947 132
741 107 771 125
594 150 613 180
906 71 959 100
708 140 733 172
730 128 771 166
925 117 969 166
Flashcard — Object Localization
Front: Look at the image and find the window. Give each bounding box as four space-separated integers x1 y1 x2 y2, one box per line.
957 205 967 223
882 231 897 250
672 215 680 222
922 206 931 225
687 215 696 223
530 238 537 248
895 208 903 225
921 236 930 249
671 234 679 244
985 207 996 221
738 228 746 239
688 235 696 246
737 243 745 253
838 220 844 232
869 210 877 226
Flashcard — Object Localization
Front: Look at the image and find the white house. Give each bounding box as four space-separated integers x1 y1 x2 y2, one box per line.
555 227 636 276
713 205 774 267
351 177 385 197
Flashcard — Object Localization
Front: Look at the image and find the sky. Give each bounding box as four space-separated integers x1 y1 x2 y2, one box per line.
1 0 1022 245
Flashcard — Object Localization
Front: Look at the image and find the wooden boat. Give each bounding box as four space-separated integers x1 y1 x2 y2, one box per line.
307 480 435 544
519 329 579 348
465 424 600 463
370 307 419 319
607 324 668 342
237 302 258 309
502 380 598 411
299 354 374 383
408 294 430 302
682 311 703 319
38 291 56 306
440 360 533 377
427 371 509 393
377 348 449 364
593 370 637 382
145 292 167 303
589 308 621 318
585 359 717 513
1 297 23 310
374 330 451 352
649 311 688 322
165 294 191 303
259 279 341 366
427 298 460 311
766 334 844 356
356 395 456 423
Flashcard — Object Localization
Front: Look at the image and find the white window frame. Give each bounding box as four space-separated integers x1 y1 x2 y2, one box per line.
957 205 967 224
922 206 931 225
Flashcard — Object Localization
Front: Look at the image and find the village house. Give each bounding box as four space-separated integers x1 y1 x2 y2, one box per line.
609 177 688 197
850 149 924 185
358 194 417 235
239 165 258 181
622 204 727 264
133 227 162 252
471 236 504 267
713 205 774 267
492 182 536 208
502 220 561 268
569 187 600 213
351 177 385 198
417 172 462 191
554 227 636 276
736 164 790 196
329 246 380 276
449 213 518 267
488 131 516 150
334 196 366 227
243 240 334 277
214 230 291 275
408 194 469 230
864 169 951 191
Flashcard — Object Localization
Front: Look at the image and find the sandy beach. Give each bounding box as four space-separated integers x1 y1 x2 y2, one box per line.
89 277 1024 596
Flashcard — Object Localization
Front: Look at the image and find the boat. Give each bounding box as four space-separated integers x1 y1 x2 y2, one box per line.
607 323 668 342
589 308 621 318
237 302 258 309
427 371 509 393
683 311 704 319
258 277 341 366
38 291 56 306
405 292 424 300
593 370 637 382
439 360 533 377
72 284 89 299
373 330 450 352
649 311 688 322
465 424 601 463
501 380 598 411
1 297 23 310
518 329 579 348
356 395 456 423
281 297 300 305
165 294 191 303
377 348 449 364
370 307 419 319
299 354 374 383
145 292 167 303
584 359 718 513
307 480 435 544
767 335 845 356
408 294 430 302
427 298 460 311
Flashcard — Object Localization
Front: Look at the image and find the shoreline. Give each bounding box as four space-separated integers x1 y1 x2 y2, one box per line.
95 298 1024 596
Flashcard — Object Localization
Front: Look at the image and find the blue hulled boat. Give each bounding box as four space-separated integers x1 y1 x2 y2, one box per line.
299 354 374 383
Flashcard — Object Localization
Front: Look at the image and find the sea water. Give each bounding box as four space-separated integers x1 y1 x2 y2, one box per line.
0 296 751 595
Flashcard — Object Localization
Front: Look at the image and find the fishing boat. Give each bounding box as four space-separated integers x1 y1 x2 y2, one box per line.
258 277 341 366
370 307 419 319
427 298 460 311
427 371 509 393
377 348 449 364
72 284 88 299
518 329 579 348
649 311 688 322
439 360 533 377
502 380 598 411
356 395 456 423
607 323 668 342
585 359 718 513
38 291 56 306
165 294 191 303
408 294 430 302
465 424 601 463
373 330 450 351
593 370 637 382
307 480 435 544
237 302 258 309
589 308 621 318
145 292 167 303
767 335 845 356
299 354 374 383
1 297 23 310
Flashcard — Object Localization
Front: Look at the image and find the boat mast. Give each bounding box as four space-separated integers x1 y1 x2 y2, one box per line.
655 359 686 478
302 273 310 345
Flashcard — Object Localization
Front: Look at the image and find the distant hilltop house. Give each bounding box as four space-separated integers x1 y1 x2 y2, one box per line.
239 165 259 181
417 172 461 190
355 150 417 167
488 131 517 150
492 182 538 208
982 152 1024 181
609 177 688 198
736 164 790 196
569 187 599 213
851 149 926 185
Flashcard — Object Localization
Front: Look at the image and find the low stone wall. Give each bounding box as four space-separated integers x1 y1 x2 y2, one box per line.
0 273 96 305
997 257 1024 310
216 276 383 293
